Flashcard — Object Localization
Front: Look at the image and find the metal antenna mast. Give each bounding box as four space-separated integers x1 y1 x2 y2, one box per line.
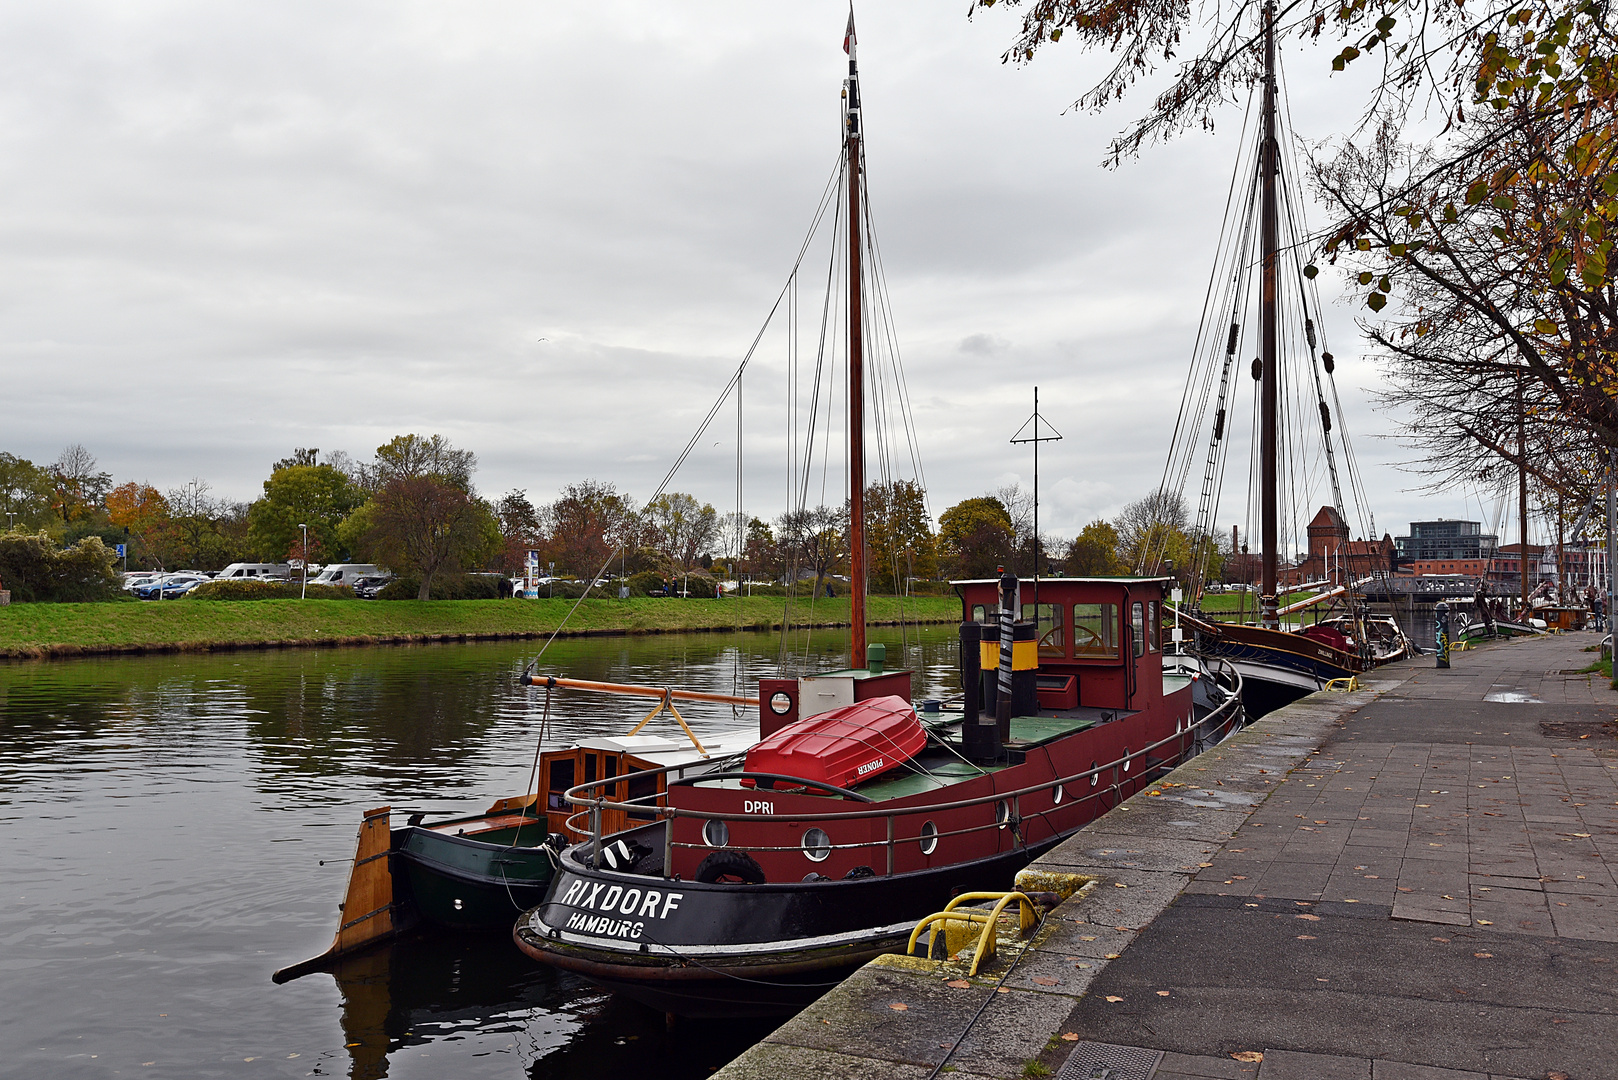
1011 386 1064 604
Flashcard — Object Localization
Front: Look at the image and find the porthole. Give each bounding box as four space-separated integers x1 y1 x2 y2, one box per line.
996 800 1011 829
919 820 939 855
703 819 729 848
1052 783 1065 806
1090 761 1099 788
769 691 793 715
802 827 831 862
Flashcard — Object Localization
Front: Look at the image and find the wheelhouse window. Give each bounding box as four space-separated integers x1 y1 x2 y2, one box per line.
1022 603 1064 656
971 604 989 624
1132 602 1145 658
1071 603 1119 658
1147 601 1160 653
547 758 575 812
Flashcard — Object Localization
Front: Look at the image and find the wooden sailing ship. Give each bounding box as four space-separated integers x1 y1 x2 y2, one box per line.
1153 0 1410 714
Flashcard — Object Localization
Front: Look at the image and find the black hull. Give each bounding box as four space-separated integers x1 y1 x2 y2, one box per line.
514 831 1070 1017
395 826 557 932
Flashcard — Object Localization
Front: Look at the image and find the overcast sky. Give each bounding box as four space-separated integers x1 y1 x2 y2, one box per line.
0 1 1523 550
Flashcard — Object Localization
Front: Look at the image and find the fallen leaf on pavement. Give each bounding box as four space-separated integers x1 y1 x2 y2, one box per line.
1295 914 1321 921
1296 935 1317 940
1156 990 1170 997
945 980 971 989
1104 995 1124 1003
1032 976 1059 986
1060 1033 1080 1041
996 987 1010 994
1231 1051 1264 1063
888 1002 909 1011
1079 935 1098 941
1474 952 1493 958
1550 1071 1570 1078
1105 953 1121 959
1432 937 1450 943
1476 920 1493 926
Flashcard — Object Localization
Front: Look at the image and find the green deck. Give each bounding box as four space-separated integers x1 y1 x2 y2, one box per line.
856 713 1097 801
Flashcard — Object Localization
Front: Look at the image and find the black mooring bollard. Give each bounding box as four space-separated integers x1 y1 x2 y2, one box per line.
1435 600 1451 669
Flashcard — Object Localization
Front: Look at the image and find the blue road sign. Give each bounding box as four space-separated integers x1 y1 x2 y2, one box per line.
115 544 127 558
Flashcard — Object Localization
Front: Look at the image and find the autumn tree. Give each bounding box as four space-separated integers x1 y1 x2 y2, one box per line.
1064 519 1124 576
778 504 848 599
938 496 1015 579
975 0 1618 478
549 480 640 577
0 453 58 534
106 482 170 569
247 462 365 564
865 480 938 593
50 444 111 525
1316 98 1618 497
164 478 241 569
744 517 781 582
350 477 501 599
370 434 476 490
644 493 720 576
495 489 544 573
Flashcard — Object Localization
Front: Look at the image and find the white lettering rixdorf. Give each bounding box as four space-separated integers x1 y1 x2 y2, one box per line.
558 878 683 921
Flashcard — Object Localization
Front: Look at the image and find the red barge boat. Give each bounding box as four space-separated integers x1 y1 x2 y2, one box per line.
509 19 1243 1017
512 571 1242 1016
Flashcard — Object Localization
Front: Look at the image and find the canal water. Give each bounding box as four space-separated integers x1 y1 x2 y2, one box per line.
0 624 962 1080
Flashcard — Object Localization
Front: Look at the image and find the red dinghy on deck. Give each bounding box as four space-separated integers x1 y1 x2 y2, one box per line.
743 695 925 791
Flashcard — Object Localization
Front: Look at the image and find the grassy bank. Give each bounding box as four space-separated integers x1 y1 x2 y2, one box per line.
0 595 962 659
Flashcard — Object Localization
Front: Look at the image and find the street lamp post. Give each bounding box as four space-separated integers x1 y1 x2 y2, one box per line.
299 524 308 600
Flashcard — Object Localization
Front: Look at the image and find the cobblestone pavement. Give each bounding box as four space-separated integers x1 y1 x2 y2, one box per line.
1063 632 1618 1080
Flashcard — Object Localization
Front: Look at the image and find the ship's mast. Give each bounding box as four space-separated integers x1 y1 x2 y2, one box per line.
844 14 868 667
1259 0 1280 630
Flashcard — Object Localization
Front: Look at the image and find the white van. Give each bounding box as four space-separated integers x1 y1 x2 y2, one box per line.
306 563 382 587
216 563 291 581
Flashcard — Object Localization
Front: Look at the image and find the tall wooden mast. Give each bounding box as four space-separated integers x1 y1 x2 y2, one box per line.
844 14 868 668
1259 0 1281 630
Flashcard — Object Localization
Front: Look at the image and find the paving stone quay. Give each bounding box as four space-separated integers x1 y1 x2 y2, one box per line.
716 632 1618 1080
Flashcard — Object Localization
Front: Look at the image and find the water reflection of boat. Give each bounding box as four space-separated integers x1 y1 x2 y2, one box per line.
507 19 1243 1017
327 932 778 1080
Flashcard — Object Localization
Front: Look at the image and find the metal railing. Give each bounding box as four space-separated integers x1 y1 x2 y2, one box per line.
554 661 1245 880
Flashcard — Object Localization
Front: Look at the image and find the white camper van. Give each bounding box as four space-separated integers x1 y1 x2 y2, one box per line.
305 563 382 588
216 563 291 581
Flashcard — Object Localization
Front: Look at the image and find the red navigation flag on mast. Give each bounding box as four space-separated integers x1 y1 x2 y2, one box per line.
843 11 856 54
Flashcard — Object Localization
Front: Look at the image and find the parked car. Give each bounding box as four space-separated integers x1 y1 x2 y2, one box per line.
351 575 394 600
135 573 208 600
121 572 164 592
305 563 381 588
215 562 291 581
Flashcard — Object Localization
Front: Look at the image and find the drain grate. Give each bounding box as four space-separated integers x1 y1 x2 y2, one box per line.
1056 1041 1164 1080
